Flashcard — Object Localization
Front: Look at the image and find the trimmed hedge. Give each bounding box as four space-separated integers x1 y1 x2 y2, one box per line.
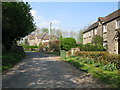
23 45 38 48
77 43 106 51
75 51 120 69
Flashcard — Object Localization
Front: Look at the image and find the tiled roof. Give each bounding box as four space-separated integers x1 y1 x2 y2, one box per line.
83 9 120 33
83 22 98 33
102 9 120 24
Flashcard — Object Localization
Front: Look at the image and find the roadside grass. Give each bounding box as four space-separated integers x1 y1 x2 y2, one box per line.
2 51 25 71
63 56 120 88
45 52 60 56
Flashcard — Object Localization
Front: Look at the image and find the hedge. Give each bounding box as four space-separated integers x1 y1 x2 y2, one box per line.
77 43 106 51
75 51 120 69
23 45 38 48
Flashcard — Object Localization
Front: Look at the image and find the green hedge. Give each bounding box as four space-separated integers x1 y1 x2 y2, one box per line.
23 45 38 48
75 51 120 69
2 46 25 71
61 37 76 51
77 43 106 51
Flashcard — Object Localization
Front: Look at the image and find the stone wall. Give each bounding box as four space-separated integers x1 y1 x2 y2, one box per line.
107 20 118 54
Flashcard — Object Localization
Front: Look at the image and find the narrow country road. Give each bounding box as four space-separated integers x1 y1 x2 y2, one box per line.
2 52 108 88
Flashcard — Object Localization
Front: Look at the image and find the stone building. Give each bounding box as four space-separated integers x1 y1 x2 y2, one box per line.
83 9 120 54
27 32 58 47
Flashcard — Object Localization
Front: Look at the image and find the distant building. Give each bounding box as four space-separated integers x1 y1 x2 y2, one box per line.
27 32 58 47
83 9 120 54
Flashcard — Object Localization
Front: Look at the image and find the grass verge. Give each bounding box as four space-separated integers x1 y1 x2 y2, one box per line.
45 52 60 56
63 56 120 88
2 50 25 71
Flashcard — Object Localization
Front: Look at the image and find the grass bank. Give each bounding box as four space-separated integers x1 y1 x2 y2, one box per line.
45 52 60 56
63 56 120 88
2 46 25 71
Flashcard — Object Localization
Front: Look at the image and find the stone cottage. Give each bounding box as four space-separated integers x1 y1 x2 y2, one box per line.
27 32 58 47
83 9 120 54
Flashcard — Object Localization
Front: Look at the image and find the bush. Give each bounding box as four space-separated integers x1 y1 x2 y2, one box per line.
61 37 76 51
49 40 60 52
92 35 103 45
2 46 25 71
92 70 120 87
77 43 106 51
63 56 120 87
23 45 38 48
94 62 103 67
102 63 117 71
75 51 120 69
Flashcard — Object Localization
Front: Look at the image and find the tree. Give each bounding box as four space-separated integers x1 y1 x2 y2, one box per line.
61 37 76 51
41 28 48 33
2 2 36 50
92 35 103 45
77 30 83 43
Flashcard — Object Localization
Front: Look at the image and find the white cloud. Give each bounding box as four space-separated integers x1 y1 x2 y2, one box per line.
30 10 46 22
30 10 61 29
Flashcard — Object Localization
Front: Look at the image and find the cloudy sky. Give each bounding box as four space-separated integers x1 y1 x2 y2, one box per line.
28 2 118 31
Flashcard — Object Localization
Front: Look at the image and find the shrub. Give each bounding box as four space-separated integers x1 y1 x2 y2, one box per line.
77 43 106 51
61 37 76 51
75 51 120 69
102 63 117 71
94 62 103 67
92 35 103 45
23 45 38 48
2 46 25 71
92 70 120 87
83 59 94 64
49 40 60 52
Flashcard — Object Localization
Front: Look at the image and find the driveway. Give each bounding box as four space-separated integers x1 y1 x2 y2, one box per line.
2 52 108 88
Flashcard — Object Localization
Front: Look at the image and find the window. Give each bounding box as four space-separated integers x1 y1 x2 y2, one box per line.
103 24 107 33
89 32 91 37
83 33 86 39
116 19 120 29
94 28 97 35
103 41 108 50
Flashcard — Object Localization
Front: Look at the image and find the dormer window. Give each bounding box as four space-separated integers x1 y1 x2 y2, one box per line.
116 19 120 29
103 24 107 33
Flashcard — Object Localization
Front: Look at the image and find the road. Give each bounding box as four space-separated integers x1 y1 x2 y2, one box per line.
2 52 108 88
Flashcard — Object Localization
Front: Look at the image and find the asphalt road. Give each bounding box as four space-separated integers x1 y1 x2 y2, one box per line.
2 52 108 88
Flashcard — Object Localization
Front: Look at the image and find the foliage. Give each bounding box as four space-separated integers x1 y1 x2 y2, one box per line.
2 46 25 71
75 51 120 69
83 59 94 64
93 70 120 87
92 35 103 45
2 2 36 50
63 56 120 87
49 40 60 52
102 63 117 71
46 52 60 56
77 43 106 51
58 35 63 41
94 62 103 67
41 28 48 33
77 30 83 43
23 45 38 48
61 37 76 51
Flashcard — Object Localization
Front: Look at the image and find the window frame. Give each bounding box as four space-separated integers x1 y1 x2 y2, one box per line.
116 19 120 29
103 24 107 33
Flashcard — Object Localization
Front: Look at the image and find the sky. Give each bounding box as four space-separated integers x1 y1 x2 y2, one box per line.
28 2 118 32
